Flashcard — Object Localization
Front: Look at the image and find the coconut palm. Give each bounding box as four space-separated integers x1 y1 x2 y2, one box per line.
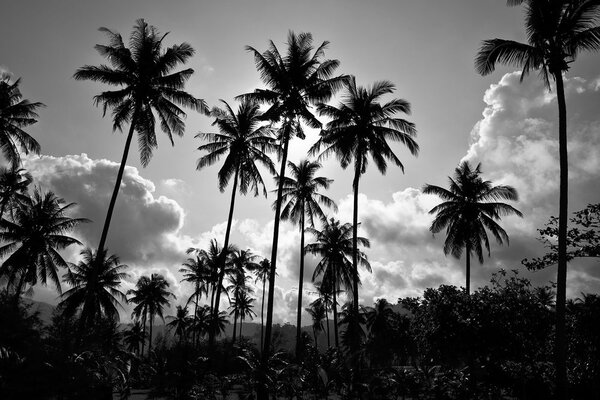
275 159 336 357
128 273 175 354
475 2 600 395
254 258 271 351
74 19 207 256
58 247 128 326
123 320 146 354
0 73 43 167
0 166 32 220
312 76 418 316
306 300 326 349
179 253 210 345
227 270 253 343
0 188 87 298
167 305 193 344
423 161 522 294
240 31 346 368
229 290 257 341
311 282 333 348
306 218 370 348
196 99 275 345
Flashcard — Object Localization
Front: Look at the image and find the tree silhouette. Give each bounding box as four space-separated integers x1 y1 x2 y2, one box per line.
74 19 207 256
240 32 345 375
306 300 326 349
423 161 522 294
312 76 418 317
275 159 336 357
0 167 32 220
0 188 87 299
196 99 275 345
475 2 600 395
167 305 193 345
123 320 146 355
306 218 370 347
254 258 271 352
59 247 128 326
0 73 43 167
128 273 175 354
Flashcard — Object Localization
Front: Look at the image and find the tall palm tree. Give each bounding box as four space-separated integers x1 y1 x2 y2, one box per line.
312 76 418 316
128 273 175 354
275 159 336 357
74 19 207 256
58 247 129 326
227 270 253 343
306 300 326 349
306 218 370 348
475 1 600 395
196 100 276 345
254 258 270 351
167 305 193 344
423 161 522 294
240 32 346 370
123 320 146 354
0 188 88 298
0 73 43 167
0 166 32 220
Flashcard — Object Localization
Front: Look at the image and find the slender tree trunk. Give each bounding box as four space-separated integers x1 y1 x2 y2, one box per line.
211 168 239 346
232 309 238 343
296 209 306 359
325 299 330 348
465 246 471 295
554 72 568 400
352 159 361 315
97 111 138 254
148 314 154 354
240 317 243 340
332 287 339 348
261 277 266 352
193 286 199 346
141 312 147 357
259 124 291 400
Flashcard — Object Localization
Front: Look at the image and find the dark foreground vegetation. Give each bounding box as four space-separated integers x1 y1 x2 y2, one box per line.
1 270 599 399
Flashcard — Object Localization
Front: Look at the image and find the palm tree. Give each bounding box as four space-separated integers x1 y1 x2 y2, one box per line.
0 188 87 298
167 305 193 344
312 76 418 316
128 273 175 354
74 19 207 256
227 269 253 343
338 302 366 358
0 73 43 167
58 247 128 326
123 320 146 354
275 159 336 357
475 2 600 395
306 218 370 348
0 166 32 220
423 161 522 294
311 282 333 348
254 258 270 351
240 32 346 369
196 98 275 345
179 253 210 345
306 300 326 349
229 290 257 341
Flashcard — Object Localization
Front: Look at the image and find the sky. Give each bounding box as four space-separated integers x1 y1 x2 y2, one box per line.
1 0 599 324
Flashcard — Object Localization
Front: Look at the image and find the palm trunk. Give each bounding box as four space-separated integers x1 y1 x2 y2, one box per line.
260 276 266 352
352 159 361 315
295 209 306 359
97 111 138 254
239 317 243 340
148 314 154 354
465 245 471 295
325 299 330 348
259 124 291 400
141 312 147 357
193 286 199 346
554 71 568 400
332 287 339 348
211 168 239 346
232 310 238 343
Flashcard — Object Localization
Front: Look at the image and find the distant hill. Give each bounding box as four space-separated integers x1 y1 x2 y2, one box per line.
22 298 55 326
